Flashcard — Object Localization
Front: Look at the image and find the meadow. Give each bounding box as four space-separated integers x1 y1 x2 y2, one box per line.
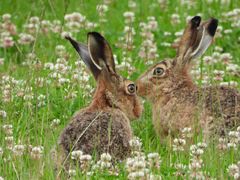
0 0 240 179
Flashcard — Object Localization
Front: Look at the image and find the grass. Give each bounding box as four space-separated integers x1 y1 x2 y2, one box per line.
0 0 240 179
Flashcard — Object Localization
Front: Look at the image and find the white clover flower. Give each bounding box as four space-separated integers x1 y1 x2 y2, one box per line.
181 127 192 138
133 160 146 170
12 145 25 156
44 62 54 70
129 137 142 151
30 16 40 24
18 33 34 45
171 13 180 24
2 13 11 21
30 146 44 159
213 70 224 81
0 110 7 118
71 150 83 160
0 176 4 180
2 36 14 48
123 11 135 24
227 164 240 179
173 138 186 152
197 142 207 149
50 119 61 127
100 153 112 162
68 169 76 176
226 63 239 75
80 154 92 161
55 45 66 57
5 136 14 149
96 4 108 14
98 160 111 169
128 171 145 179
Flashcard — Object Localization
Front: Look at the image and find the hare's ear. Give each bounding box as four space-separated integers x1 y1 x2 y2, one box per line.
65 36 101 79
174 16 218 67
87 32 116 75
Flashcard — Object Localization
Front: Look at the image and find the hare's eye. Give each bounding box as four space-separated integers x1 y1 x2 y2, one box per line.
127 84 136 94
153 67 164 76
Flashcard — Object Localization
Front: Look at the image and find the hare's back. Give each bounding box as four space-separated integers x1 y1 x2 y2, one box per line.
59 110 132 160
203 86 240 133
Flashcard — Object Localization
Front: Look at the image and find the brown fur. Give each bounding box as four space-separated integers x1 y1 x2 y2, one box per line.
136 16 240 140
57 33 143 174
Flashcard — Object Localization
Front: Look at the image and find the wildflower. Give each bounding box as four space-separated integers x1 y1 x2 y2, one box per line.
71 150 83 160
174 163 187 177
190 145 204 157
50 119 61 128
123 11 135 24
226 63 239 76
220 53 232 64
129 137 142 152
29 16 40 24
80 154 92 171
37 94 46 107
2 36 14 48
227 130 240 150
2 124 13 135
41 20 51 34
5 136 14 149
68 169 76 176
171 14 180 24
147 152 161 169
227 163 240 180
0 110 7 118
181 127 192 138
203 56 215 65
128 171 145 179
218 137 228 151
55 45 66 57
12 145 25 156
18 33 34 45
213 70 224 81
30 146 44 159
173 138 186 152
2 13 11 22
96 153 112 170
51 20 61 33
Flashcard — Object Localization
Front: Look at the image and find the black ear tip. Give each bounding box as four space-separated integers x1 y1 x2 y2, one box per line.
65 35 81 52
208 18 218 36
64 35 74 42
191 16 201 28
88 32 105 41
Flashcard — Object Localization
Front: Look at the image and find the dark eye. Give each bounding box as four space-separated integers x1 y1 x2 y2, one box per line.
153 67 164 76
127 83 136 94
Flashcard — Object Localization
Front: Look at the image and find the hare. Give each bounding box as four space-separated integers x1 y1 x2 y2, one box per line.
136 16 240 139
57 32 142 169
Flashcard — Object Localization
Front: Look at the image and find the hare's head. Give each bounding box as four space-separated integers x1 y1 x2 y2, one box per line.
137 16 218 102
66 32 142 120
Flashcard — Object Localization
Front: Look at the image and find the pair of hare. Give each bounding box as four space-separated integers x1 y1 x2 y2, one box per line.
58 16 240 167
